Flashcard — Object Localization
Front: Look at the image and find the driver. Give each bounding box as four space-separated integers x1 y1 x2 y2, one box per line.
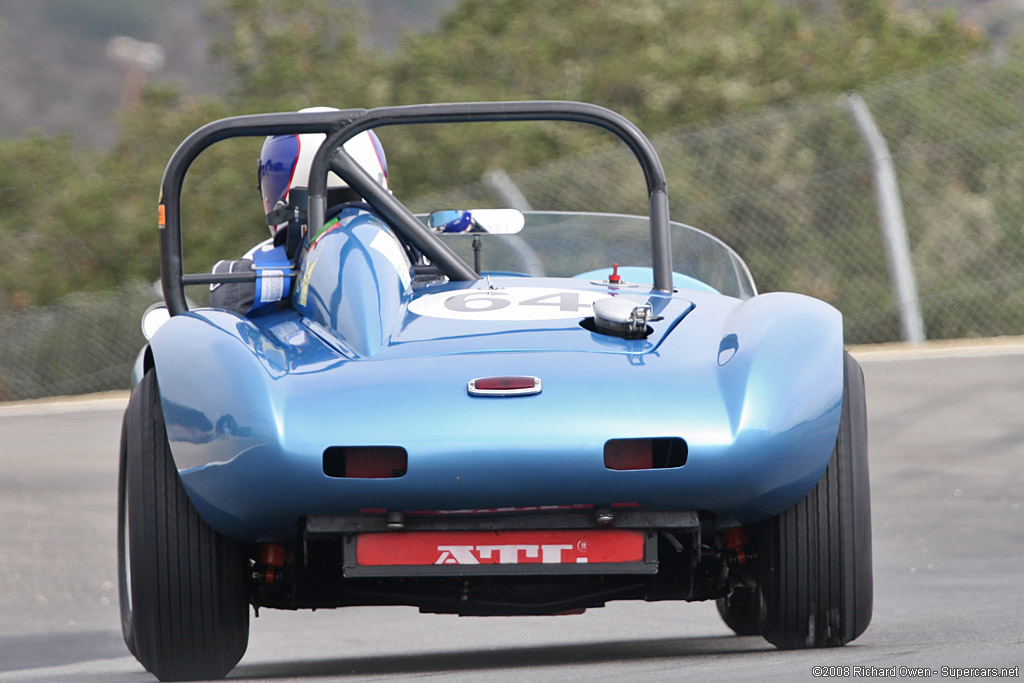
210 106 389 315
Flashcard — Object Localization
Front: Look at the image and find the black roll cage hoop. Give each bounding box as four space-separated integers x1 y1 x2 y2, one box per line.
158 101 672 316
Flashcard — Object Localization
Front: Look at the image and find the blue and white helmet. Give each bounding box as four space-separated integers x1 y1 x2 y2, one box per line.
258 106 389 235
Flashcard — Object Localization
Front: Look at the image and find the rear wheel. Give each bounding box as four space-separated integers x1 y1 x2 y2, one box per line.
116 412 136 658
756 351 872 648
119 369 250 680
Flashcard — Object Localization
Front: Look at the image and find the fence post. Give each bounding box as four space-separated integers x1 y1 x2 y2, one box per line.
843 92 926 343
482 169 545 276
484 168 533 211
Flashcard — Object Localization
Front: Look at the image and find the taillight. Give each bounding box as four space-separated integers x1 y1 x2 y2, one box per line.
323 446 407 478
604 437 687 470
467 376 542 396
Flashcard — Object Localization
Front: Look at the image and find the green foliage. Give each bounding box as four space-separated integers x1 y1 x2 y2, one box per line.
203 0 985 198
867 55 1024 340
208 0 379 112
0 92 261 309
403 48 1024 344
0 133 100 307
0 0 993 336
106 92 264 278
385 1 972 197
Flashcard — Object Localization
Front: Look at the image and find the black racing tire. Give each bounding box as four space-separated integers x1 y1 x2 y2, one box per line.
716 587 760 636
120 369 250 681
116 411 137 659
756 350 872 649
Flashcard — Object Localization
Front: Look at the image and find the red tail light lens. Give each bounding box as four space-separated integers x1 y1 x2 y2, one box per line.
604 438 687 470
323 446 407 478
468 376 542 396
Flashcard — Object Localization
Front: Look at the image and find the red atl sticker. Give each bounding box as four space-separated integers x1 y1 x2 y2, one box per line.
355 529 645 566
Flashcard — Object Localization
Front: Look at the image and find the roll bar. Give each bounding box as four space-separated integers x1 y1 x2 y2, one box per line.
158 101 672 315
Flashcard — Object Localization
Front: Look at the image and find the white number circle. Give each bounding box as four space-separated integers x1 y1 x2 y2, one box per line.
409 287 631 321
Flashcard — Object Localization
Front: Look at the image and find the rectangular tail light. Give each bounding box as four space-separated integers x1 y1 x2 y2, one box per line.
604 437 687 471
323 446 407 478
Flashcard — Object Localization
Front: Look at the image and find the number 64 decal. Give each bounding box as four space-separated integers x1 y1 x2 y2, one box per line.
409 287 632 321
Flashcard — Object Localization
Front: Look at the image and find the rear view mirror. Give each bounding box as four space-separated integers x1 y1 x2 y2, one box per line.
428 209 525 235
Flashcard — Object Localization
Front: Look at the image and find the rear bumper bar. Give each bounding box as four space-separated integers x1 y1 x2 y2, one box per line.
306 509 700 534
305 510 699 578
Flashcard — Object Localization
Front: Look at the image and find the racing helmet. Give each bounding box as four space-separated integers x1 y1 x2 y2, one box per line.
258 106 389 235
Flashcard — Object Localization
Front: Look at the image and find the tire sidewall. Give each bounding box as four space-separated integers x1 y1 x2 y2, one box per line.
116 409 136 657
755 350 872 648
120 369 250 680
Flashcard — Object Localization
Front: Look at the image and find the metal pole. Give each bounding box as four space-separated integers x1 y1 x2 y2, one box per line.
484 168 533 210
843 92 926 343
482 169 545 276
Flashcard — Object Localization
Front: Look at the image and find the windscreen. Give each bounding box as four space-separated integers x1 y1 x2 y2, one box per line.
435 211 756 299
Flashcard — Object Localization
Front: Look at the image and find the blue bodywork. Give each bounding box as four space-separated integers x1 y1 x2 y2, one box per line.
146 207 844 543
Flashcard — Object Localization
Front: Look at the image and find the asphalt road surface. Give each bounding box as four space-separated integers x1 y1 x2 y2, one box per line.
1 348 1022 682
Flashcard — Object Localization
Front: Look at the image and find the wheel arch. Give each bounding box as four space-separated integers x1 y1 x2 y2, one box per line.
710 292 846 523
145 310 286 537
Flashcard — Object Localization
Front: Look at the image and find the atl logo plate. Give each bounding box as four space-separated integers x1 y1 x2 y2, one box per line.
356 530 645 567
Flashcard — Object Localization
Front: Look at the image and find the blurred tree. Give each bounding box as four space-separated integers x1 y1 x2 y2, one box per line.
388 0 980 122
0 90 261 310
0 0 988 311
0 133 95 308
208 0 381 112
377 0 983 194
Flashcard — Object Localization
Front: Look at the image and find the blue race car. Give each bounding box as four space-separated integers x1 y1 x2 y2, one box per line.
118 101 871 681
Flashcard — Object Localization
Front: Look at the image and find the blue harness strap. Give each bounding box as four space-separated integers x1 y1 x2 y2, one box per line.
251 245 293 313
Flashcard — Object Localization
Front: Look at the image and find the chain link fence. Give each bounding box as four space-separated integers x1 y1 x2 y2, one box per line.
410 49 1024 345
0 281 157 401
3 50 1023 401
